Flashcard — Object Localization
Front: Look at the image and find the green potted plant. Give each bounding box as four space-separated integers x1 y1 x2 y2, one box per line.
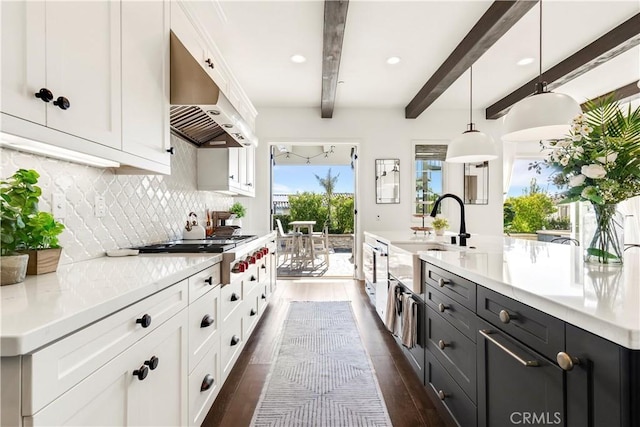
431 217 449 236
0 169 65 285
228 201 246 227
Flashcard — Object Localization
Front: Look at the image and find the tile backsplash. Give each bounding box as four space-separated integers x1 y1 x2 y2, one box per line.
0 135 232 265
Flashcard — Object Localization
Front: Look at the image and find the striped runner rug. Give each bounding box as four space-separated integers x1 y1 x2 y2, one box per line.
250 301 392 426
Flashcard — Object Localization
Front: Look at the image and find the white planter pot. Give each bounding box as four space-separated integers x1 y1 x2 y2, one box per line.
1 254 29 285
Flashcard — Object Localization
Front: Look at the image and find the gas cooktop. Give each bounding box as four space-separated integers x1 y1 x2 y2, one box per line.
134 235 257 253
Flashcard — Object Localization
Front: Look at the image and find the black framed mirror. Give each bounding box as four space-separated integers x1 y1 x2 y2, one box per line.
375 159 400 204
464 161 489 205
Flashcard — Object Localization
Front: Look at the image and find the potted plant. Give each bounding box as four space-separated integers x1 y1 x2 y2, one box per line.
228 201 246 227
0 169 65 284
431 217 449 236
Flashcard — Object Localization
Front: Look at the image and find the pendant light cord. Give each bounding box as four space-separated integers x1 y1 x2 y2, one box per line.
469 66 473 125
539 0 543 81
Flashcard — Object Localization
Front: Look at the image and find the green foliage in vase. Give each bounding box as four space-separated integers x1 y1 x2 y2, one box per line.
229 201 246 218
0 169 65 256
431 217 449 230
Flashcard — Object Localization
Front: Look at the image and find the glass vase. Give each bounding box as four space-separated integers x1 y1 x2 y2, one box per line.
582 203 624 264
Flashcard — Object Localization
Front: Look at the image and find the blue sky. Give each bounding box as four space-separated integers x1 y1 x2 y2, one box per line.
507 159 562 197
273 165 354 194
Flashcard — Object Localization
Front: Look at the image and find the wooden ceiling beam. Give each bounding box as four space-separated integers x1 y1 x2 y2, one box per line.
581 80 640 112
321 0 349 119
486 13 640 120
404 0 538 119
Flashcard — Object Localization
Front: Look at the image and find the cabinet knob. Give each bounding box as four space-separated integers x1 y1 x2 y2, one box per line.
438 278 450 288
230 293 239 302
133 365 149 381
201 374 215 392
201 314 215 328
204 276 213 285
53 96 70 110
144 356 159 370
438 303 448 313
136 314 152 328
230 335 240 346
250 275 257 282
205 58 214 69
557 352 580 371
499 309 516 324
250 308 257 316
437 390 448 401
438 340 449 350
34 88 53 102
166 147 175 155
261 294 267 300
229 174 235 179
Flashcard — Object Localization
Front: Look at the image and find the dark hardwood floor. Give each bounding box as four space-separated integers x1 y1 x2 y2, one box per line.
202 279 448 427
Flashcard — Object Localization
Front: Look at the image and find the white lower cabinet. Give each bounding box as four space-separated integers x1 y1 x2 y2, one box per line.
25 310 189 427
188 343 220 427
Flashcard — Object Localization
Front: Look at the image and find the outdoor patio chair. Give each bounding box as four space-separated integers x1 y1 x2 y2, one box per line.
275 219 299 264
311 225 330 267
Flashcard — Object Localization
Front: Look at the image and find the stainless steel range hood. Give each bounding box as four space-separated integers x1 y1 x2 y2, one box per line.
170 31 256 148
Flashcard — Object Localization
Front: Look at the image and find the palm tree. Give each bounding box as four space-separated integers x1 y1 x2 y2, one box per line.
314 168 340 231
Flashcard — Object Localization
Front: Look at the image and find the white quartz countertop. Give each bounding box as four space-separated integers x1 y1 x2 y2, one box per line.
366 231 640 349
0 254 221 356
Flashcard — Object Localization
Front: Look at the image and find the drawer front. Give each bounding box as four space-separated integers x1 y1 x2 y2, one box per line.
477 286 564 361
257 284 269 313
427 353 477 427
24 280 188 415
427 310 477 402
426 286 477 342
423 262 476 311
257 255 269 284
188 343 220 427
220 310 243 383
243 293 260 337
242 265 260 297
188 285 220 371
189 263 221 304
220 280 243 323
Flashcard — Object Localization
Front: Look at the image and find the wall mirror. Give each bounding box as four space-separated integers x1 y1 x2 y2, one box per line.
414 144 446 216
464 161 489 205
375 159 400 204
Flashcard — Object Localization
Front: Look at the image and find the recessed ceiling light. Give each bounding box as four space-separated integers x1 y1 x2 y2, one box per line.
517 57 535 66
386 56 401 65
290 54 306 64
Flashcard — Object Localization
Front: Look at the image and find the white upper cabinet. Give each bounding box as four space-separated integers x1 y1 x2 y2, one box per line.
121 0 171 166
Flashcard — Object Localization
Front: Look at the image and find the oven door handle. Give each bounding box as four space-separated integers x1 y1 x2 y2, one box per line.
479 329 539 367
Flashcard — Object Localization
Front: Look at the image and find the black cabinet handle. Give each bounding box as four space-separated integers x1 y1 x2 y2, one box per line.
53 96 70 110
35 88 53 102
144 356 159 370
250 308 257 316
201 314 215 328
205 58 214 69
261 265 266 270
201 374 215 392
261 294 266 300
133 365 148 381
250 275 257 282
204 276 213 285
166 147 175 155
229 174 234 179
230 293 239 302
230 335 240 346
136 314 152 328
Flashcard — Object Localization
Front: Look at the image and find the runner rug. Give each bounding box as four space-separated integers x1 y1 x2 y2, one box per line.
250 301 392 426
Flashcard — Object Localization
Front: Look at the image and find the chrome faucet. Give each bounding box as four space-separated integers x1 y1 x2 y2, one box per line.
430 193 471 246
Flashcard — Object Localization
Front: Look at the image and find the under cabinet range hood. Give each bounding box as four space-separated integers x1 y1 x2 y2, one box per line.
169 31 257 148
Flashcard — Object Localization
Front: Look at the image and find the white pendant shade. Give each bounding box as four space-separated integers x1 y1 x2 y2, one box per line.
502 91 581 142
446 129 498 163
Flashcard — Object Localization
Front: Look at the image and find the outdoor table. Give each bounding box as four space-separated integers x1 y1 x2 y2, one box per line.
289 220 316 265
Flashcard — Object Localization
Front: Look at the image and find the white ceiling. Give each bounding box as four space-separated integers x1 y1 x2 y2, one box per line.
194 0 640 113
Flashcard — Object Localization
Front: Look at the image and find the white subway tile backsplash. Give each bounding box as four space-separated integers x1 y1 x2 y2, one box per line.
0 135 232 265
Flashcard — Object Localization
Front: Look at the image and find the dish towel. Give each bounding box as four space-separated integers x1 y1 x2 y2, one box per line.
384 281 398 332
401 294 417 349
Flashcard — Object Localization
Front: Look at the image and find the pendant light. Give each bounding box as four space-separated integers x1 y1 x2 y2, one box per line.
501 0 581 142
446 66 498 163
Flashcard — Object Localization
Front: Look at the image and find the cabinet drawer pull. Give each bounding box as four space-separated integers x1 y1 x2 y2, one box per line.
557 352 580 371
201 374 215 392
261 293 267 300
204 276 213 285
230 293 239 302
479 329 539 367
250 308 257 316
438 303 448 313
250 275 257 282
35 88 54 102
144 356 159 370
166 147 175 155
438 339 449 350
53 96 70 110
230 335 240 346
261 265 266 270
499 309 517 324
201 314 215 328
136 314 152 328
437 390 448 401
438 278 450 288
133 365 148 381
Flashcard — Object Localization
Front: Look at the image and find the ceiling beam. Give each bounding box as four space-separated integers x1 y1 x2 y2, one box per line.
486 13 640 120
321 0 349 119
404 0 538 119
581 80 640 112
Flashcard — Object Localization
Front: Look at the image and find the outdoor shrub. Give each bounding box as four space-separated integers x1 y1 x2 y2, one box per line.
288 192 328 232
332 194 354 233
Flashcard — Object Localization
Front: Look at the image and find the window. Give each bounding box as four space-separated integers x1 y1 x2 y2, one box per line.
414 144 446 216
